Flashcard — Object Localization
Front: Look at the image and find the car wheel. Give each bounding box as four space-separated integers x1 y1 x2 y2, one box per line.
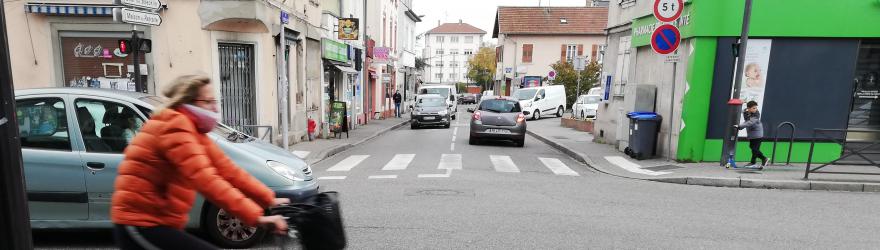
469 137 478 145
516 139 525 147
556 106 564 117
411 123 418 129
452 114 457 120
204 204 265 249
533 110 541 120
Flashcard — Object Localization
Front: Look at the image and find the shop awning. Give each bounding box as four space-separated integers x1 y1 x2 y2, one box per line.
334 64 358 74
25 3 115 16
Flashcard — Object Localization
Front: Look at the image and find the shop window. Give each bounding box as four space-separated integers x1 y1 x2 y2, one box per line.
16 98 71 151
850 40 880 130
60 33 146 92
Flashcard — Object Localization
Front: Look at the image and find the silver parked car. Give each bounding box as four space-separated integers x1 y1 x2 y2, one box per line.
467 97 529 147
15 88 318 249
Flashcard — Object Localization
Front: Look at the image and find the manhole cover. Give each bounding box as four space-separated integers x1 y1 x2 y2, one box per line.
643 165 683 171
405 189 474 197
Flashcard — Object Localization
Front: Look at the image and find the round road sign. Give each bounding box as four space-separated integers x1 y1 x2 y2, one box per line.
653 0 684 23
548 70 557 80
651 24 681 55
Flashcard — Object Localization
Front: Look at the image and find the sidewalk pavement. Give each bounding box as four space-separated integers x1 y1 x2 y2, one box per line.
290 114 410 165
527 117 880 193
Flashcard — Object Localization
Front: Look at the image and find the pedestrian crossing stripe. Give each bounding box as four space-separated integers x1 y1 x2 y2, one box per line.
321 154 587 176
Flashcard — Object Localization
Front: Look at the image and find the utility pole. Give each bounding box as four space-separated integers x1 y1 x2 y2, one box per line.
721 0 754 166
131 25 143 93
279 12 290 150
0 2 33 249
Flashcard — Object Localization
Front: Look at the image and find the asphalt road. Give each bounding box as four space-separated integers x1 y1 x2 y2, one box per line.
33 106 880 249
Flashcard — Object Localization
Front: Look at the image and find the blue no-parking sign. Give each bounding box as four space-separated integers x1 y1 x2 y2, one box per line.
651 24 680 55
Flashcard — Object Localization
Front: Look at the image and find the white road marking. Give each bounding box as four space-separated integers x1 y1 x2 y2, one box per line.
604 156 671 176
418 169 453 178
438 154 462 170
368 175 398 179
291 151 310 158
452 135 456 141
381 154 415 171
318 176 347 180
453 127 459 135
326 155 370 172
450 143 455 151
539 158 580 176
490 155 520 173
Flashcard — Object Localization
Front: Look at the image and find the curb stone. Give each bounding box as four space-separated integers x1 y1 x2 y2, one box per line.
527 128 880 193
307 119 410 165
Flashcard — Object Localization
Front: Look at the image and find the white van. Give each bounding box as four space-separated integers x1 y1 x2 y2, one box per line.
418 85 458 120
513 85 567 120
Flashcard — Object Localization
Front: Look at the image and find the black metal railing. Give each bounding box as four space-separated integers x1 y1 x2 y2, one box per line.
804 128 880 179
770 122 796 166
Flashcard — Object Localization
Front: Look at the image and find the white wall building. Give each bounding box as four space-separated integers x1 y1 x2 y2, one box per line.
397 0 422 107
422 21 486 85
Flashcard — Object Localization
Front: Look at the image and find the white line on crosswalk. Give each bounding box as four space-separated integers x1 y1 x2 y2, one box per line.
382 154 415 171
490 155 519 173
368 175 398 179
318 176 346 180
326 155 370 172
438 154 462 170
539 158 580 176
418 169 453 178
604 156 671 176
291 151 310 158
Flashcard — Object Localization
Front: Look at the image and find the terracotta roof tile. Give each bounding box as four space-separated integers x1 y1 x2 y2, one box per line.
426 22 487 34
495 7 608 36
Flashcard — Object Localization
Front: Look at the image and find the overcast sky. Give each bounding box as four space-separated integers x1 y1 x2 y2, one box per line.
413 0 590 42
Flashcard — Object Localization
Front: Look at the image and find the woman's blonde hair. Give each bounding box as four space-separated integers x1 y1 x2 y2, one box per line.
158 75 212 111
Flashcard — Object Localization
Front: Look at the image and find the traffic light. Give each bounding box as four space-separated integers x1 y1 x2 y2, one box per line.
138 39 152 53
118 39 131 54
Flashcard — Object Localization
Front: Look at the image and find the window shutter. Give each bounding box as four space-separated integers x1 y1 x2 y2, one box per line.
591 45 598 62
577 44 584 56
523 44 533 63
496 47 502 62
561 44 566 62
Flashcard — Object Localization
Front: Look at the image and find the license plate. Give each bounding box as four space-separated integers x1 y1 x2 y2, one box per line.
486 129 510 134
423 116 435 120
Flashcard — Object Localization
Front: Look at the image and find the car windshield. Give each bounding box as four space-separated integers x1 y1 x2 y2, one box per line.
584 96 600 104
420 88 450 98
478 99 521 113
418 98 446 107
514 89 538 100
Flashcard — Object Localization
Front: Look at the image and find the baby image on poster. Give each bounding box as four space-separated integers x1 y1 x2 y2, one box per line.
737 39 772 137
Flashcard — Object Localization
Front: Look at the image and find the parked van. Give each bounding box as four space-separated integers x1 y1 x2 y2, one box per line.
418 85 458 120
513 85 567 120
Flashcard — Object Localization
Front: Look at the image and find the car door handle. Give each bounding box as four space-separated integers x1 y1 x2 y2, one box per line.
86 162 105 170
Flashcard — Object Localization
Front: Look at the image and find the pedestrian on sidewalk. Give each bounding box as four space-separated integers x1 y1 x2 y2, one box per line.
110 75 289 249
393 90 403 118
736 101 768 169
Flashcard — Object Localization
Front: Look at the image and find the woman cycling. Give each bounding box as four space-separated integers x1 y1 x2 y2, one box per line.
110 75 288 249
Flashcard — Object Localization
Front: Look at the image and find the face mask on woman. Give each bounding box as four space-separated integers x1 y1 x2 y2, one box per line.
182 104 220 133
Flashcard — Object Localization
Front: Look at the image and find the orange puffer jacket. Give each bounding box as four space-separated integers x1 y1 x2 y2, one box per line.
111 108 275 229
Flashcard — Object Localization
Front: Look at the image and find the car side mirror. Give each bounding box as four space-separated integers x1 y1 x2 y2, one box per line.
467 108 475 113
534 96 541 101
448 104 453 108
523 111 531 116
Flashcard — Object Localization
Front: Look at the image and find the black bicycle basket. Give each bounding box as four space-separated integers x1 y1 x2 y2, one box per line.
271 191 346 250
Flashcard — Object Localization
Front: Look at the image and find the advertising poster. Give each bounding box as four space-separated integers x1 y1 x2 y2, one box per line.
738 39 772 137
330 101 347 133
338 18 359 40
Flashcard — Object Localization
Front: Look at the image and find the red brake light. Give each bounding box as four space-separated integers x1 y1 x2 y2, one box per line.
516 113 525 123
473 111 481 121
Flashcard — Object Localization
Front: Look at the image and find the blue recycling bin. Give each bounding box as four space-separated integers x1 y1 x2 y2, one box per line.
625 112 662 160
